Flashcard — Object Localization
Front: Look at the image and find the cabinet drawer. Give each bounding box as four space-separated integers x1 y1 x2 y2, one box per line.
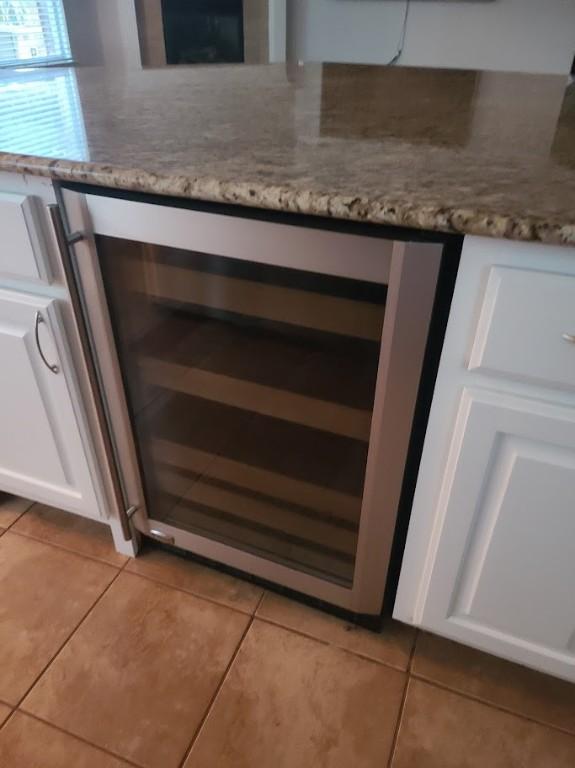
469 266 575 390
0 192 47 281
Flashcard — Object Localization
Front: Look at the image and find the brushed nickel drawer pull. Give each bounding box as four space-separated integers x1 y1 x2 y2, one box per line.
34 312 59 374
561 333 575 344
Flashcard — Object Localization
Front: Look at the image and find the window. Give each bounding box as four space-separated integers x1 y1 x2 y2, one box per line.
0 0 71 67
0 68 86 158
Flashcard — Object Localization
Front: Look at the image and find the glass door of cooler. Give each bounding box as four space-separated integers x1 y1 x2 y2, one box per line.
99 237 385 589
62 190 442 613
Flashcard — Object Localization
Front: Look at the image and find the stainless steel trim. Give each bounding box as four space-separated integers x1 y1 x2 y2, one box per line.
145 517 357 609
34 311 59 374
561 332 575 343
56 190 150 544
48 202 134 542
350 241 443 613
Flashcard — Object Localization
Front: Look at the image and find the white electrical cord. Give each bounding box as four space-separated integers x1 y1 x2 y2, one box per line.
386 0 411 66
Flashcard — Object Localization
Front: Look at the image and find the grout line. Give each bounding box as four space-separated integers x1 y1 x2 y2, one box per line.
14 711 144 768
14 568 124 709
176 609 257 768
386 677 411 768
120 555 132 571
253 613 412 674
254 590 267 614
0 709 17 733
0 705 14 733
0 499 34 531
386 633 418 768
408 675 575 739
407 629 419 673
7 528 127 570
118 567 261 618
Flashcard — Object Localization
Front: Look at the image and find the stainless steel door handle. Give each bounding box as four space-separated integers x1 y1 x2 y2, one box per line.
34 312 59 374
562 333 575 344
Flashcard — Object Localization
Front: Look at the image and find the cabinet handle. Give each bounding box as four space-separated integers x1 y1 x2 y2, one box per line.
562 333 575 344
34 312 59 374
48 203 134 544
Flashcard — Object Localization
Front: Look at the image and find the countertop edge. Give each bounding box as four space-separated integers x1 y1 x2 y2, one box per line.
2 153 574 246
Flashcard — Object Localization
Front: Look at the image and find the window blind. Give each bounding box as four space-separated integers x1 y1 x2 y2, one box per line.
0 0 71 67
0 68 86 158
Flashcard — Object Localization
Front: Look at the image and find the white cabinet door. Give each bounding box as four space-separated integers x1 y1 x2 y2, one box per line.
415 387 575 682
0 288 100 517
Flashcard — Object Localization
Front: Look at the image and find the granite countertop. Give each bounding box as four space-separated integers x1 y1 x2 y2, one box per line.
0 63 574 244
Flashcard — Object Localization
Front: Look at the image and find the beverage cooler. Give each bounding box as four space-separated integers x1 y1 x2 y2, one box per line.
57 187 443 615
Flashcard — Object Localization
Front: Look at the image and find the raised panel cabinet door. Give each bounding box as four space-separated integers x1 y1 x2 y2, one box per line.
418 388 575 682
0 289 100 517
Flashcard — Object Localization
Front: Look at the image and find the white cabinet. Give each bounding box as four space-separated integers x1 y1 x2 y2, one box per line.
0 288 100 517
395 236 575 683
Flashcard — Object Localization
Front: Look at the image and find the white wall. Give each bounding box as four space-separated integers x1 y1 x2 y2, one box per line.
95 0 141 69
63 0 104 65
269 0 287 62
291 0 575 75
66 0 142 70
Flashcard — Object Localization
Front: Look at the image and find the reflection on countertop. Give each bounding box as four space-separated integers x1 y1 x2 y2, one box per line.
0 63 574 244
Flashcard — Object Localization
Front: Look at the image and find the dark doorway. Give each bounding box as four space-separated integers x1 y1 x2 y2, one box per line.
162 0 245 65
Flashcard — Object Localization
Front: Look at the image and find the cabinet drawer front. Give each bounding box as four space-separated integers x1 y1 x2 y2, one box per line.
469 266 575 391
0 193 46 281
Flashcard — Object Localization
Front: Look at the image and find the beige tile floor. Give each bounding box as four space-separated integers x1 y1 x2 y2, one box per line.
0 494 574 767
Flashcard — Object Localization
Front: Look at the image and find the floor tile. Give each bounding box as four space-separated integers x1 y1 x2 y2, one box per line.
412 632 575 735
12 504 128 568
257 591 415 669
0 495 33 528
0 532 117 705
392 679 575 768
0 703 11 727
23 572 250 768
126 544 263 613
0 712 131 767
187 619 406 768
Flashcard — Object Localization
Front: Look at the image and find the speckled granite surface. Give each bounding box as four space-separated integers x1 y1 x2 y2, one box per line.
0 63 574 244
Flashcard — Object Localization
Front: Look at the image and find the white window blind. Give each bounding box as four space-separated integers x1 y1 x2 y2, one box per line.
0 68 86 158
0 0 71 67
